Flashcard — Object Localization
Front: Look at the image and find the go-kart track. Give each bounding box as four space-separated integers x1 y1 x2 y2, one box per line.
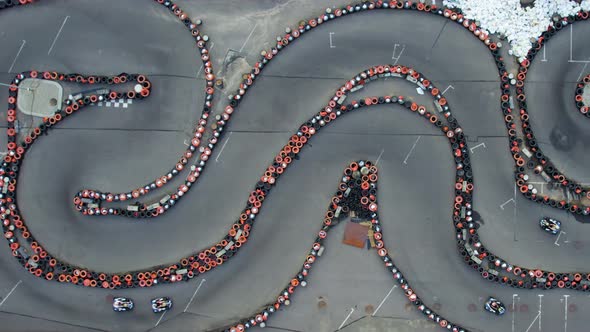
1 0 590 331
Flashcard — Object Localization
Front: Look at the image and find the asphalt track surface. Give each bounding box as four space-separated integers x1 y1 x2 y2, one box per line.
1 1 590 332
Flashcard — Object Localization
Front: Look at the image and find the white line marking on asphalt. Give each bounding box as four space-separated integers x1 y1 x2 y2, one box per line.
524 311 541 332
541 47 547 62
564 295 570 332
0 280 22 307
392 43 406 65
338 307 355 330
555 231 567 246
155 311 167 327
183 278 206 312
500 198 515 210
566 25 589 63
577 62 589 81
0 82 31 91
239 23 258 52
375 149 385 166
442 85 454 94
512 294 519 332
469 142 486 153
513 182 517 241
184 139 189 146
403 136 421 165
372 285 396 316
8 40 26 73
570 24 573 61
215 132 232 162
538 294 543 331
48 16 70 55
329 32 336 48
196 42 215 77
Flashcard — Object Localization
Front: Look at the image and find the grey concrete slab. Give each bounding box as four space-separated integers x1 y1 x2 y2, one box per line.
17 79 63 117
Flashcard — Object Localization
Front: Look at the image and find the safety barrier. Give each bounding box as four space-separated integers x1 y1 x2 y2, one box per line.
68 0 500 219
575 73 590 117
223 159 465 332
512 11 590 215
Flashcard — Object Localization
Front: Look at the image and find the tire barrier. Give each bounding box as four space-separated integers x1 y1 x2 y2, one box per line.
2 1 590 332
223 160 466 332
69 0 500 219
0 0 34 10
509 11 590 216
69 0 217 218
575 73 590 117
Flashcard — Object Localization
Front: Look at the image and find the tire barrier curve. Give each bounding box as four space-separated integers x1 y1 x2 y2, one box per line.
68 0 501 219
69 0 218 218
513 12 590 215
2 1 590 332
575 74 590 117
222 160 467 332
